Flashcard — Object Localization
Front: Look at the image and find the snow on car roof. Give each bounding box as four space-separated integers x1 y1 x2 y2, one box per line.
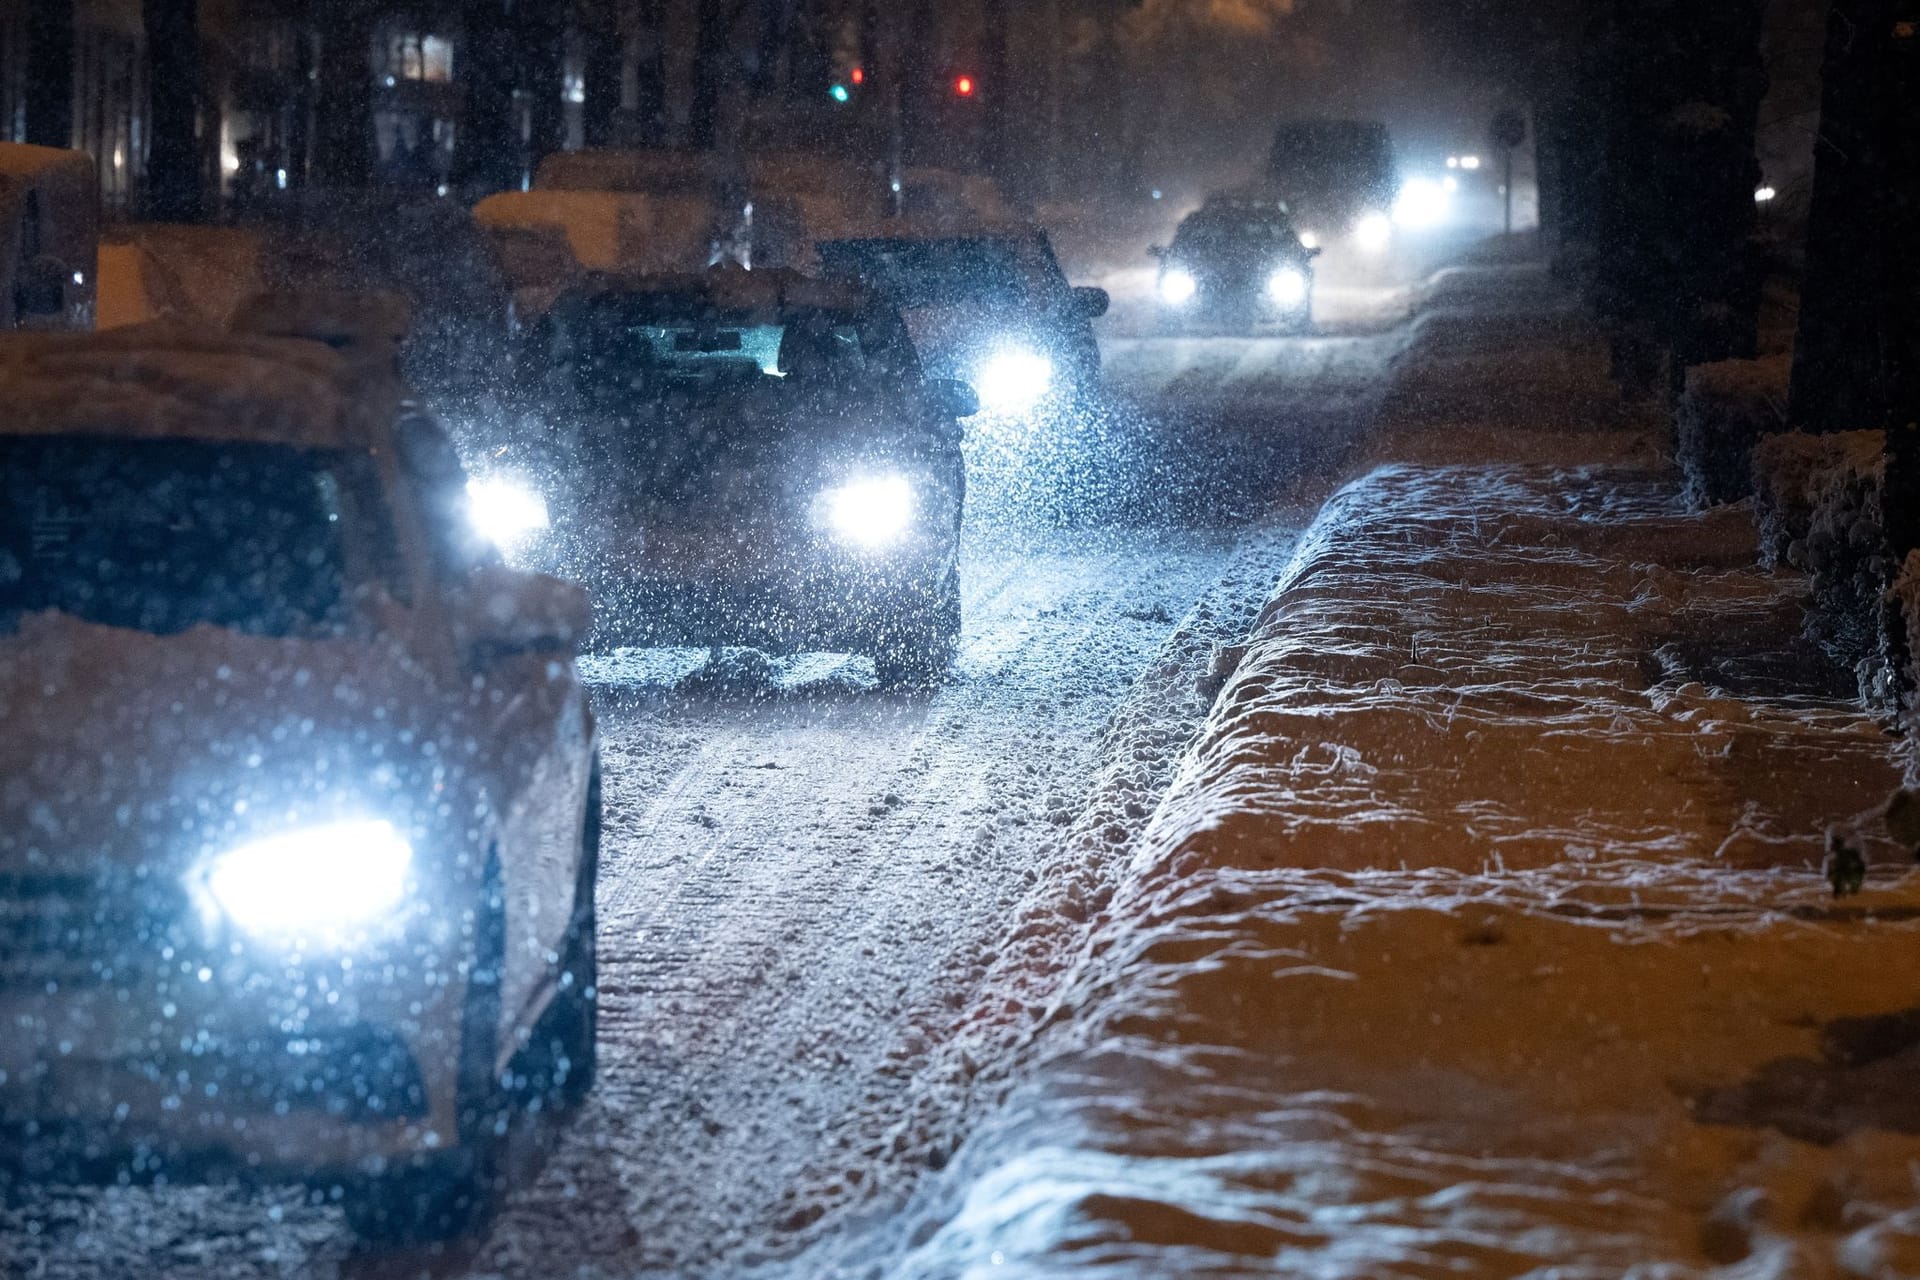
563 268 871 313
820 216 1036 245
0 325 371 449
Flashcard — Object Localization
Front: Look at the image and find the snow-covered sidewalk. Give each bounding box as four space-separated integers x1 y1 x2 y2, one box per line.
895 266 1920 1277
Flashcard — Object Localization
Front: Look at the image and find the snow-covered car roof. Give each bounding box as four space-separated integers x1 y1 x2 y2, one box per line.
558 267 871 315
819 216 1039 245
0 325 381 449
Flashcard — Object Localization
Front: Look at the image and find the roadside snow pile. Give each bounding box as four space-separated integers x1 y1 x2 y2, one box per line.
1677 355 1790 505
895 460 1920 1277
1752 431 1889 679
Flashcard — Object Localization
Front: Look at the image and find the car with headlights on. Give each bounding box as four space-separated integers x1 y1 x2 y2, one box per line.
0 326 600 1242
817 220 1108 416
484 269 977 686
1265 118 1399 260
1152 194 1318 331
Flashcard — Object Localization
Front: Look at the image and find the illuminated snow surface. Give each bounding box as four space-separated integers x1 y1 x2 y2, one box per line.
809 280 1920 1278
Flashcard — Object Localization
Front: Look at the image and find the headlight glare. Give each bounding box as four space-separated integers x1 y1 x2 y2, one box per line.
1353 212 1392 254
1159 269 1198 306
975 349 1056 411
202 819 414 948
825 474 915 550
468 475 550 550
1267 267 1309 308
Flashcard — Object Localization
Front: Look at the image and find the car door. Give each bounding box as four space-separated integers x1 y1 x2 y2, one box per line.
394 411 596 1038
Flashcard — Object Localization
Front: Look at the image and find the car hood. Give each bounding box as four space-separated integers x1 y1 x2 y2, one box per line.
0 611 468 875
901 304 1048 378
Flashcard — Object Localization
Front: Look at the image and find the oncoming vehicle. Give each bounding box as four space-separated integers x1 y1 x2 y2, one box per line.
817 221 1108 415
1153 194 1319 330
1266 118 1398 259
484 270 978 686
0 328 600 1242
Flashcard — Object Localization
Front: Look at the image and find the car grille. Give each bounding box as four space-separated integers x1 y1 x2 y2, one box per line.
0 873 194 993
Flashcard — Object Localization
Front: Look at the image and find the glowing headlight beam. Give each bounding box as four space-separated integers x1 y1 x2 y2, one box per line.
201 819 414 947
1296 230 1320 251
1158 269 1198 307
1393 177 1452 230
825 475 915 550
468 476 550 551
975 350 1056 412
1353 212 1392 254
1266 267 1310 308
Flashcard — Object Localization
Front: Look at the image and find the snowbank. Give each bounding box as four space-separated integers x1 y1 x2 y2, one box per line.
1676 355 1790 505
1751 430 1888 678
896 459 1917 1277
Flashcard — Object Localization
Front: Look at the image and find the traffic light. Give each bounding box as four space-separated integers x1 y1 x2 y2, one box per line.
953 74 976 98
829 83 851 103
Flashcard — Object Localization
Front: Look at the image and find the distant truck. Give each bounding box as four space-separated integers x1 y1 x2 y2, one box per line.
1265 119 1398 258
0 143 98 330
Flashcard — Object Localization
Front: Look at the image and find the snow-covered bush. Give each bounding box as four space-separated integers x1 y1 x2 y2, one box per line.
1675 355 1788 505
1750 429 1889 681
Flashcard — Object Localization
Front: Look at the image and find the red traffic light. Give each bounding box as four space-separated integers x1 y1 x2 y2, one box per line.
954 74 976 97
850 66 865 86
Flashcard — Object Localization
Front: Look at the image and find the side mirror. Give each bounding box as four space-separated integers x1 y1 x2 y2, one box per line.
1072 286 1111 319
1306 245 1324 260
928 377 980 420
456 564 593 661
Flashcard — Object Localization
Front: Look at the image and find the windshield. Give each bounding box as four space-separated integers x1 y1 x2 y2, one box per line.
1174 211 1298 258
567 300 879 401
818 238 1028 309
0 436 387 638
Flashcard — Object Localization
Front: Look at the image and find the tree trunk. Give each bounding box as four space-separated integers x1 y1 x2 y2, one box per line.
1878 5 1920 562
1791 0 1899 435
313 3 375 190
520 0 567 173
25 0 73 150
144 0 202 222
580 0 623 149
634 0 668 145
982 0 1009 185
456 0 520 192
689 0 730 150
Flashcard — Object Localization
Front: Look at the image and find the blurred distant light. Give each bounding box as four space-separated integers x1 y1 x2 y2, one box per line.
1393 177 1451 229
276 167 288 190
830 83 851 103
1297 229 1320 250
976 348 1055 411
954 75 976 97
1755 184 1777 204
1442 174 1459 193
851 66 866 86
1446 155 1461 169
1159 269 1198 306
1459 154 1483 171
1151 188 1163 200
1267 266 1309 308
1353 211 1393 253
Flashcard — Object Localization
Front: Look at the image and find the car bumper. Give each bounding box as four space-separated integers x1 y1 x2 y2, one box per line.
529 525 960 653
0 925 470 1181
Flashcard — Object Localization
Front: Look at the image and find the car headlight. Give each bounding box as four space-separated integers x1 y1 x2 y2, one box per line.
824 474 915 550
975 349 1056 412
1266 267 1309 308
1353 212 1392 253
200 819 414 948
468 475 550 550
1296 230 1320 251
1158 269 1198 306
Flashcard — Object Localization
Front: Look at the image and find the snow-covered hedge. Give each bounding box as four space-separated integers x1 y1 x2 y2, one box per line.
1750 429 1889 682
1675 355 1789 505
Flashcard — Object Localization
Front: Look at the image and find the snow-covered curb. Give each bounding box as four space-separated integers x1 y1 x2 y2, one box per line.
1676 355 1790 505
887 459 1918 1276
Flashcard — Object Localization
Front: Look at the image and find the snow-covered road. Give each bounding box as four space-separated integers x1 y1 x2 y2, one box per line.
0 272 1426 1277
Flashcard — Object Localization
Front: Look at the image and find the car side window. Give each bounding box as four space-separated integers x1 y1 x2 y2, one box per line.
394 411 498 580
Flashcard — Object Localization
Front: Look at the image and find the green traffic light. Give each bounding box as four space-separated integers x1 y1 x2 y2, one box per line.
829 83 850 104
